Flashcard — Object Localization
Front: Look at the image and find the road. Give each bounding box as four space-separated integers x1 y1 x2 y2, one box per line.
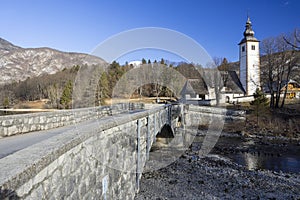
0 109 145 159
0 122 83 159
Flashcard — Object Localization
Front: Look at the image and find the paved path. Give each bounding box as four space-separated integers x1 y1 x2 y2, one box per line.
0 121 89 159
0 110 144 159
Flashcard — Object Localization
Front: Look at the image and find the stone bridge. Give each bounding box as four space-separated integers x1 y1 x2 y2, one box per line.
0 103 245 199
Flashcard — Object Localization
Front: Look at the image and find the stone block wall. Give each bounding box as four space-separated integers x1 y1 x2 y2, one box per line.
0 105 170 200
0 103 144 138
185 105 246 127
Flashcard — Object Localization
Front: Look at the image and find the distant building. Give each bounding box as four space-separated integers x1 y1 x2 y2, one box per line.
180 17 262 105
264 79 300 99
128 60 142 68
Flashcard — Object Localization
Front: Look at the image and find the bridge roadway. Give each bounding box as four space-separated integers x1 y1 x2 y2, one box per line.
0 109 145 159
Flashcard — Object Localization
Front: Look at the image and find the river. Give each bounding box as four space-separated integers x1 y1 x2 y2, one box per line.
136 130 300 199
211 136 300 173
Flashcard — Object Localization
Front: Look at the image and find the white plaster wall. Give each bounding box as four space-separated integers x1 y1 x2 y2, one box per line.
239 44 247 92
246 41 260 96
239 41 260 96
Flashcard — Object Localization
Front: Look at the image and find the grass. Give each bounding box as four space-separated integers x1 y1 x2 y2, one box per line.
225 99 300 139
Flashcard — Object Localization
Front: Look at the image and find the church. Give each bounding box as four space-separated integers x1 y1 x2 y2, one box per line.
181 16 261 105
225 16 261 103
238 16 261 96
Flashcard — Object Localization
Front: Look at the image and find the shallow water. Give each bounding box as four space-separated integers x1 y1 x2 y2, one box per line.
212 136 300 173
148 127 300 173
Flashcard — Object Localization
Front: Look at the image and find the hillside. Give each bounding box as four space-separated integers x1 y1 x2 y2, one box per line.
0 38 106 85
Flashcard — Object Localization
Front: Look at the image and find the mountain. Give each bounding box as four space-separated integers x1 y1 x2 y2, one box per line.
0 38 106 85
0 38 21 53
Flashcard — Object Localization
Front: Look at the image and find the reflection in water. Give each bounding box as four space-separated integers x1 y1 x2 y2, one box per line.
243 153 258 170
148 130 300 174
225 142 300 173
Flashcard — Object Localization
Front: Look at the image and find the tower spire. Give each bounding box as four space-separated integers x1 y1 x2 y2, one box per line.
244 16 255 37
239 15 258 44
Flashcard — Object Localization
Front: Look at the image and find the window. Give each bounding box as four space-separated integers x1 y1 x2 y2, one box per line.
251 45 255 50
242 46 245 52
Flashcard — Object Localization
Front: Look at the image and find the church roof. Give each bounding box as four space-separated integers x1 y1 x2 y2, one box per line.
180 79 209 96
180 70 246 96
222 71 246 94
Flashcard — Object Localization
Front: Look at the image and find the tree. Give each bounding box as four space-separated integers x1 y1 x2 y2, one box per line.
108 61 125 97
261 33 298 108
284 28 300 50
203 67 224 106
60 80 73 109
96 72 109 105
202 57 226 106
142 58 147 64
2 97 9 109
250 88 269 125
47 84 60 108
217 58 230 71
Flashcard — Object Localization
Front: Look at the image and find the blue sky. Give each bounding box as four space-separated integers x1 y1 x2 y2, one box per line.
0 0 299 63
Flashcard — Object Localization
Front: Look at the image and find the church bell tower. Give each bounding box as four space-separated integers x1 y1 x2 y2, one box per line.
239 16 260 96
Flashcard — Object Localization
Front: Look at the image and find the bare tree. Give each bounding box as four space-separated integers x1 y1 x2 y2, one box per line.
201 58 225 106
284 29 300 50
261 33 298 108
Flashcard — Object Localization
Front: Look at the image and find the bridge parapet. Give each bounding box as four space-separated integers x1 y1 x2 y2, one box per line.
185 105 245 127
0 103 143 138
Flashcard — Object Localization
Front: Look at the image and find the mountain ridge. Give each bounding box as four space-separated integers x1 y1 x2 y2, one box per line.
0 37 107 85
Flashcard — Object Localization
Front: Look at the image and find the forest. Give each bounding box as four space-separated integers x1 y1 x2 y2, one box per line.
0 60 203 109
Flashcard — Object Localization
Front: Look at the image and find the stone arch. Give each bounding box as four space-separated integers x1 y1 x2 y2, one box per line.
156 124 174 138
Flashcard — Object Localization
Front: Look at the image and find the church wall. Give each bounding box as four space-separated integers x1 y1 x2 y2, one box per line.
245 41 260 96
239 44 247 92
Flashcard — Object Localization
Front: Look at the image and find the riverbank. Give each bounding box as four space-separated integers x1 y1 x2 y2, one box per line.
135 134 300 199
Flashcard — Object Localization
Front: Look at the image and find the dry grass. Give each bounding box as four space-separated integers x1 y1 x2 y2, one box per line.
225 99 300 139
13 99 50 109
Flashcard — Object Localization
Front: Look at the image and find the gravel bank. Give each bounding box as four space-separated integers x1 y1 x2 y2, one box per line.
135 141 300 200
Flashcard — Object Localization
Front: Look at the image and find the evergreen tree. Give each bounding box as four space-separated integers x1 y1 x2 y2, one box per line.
108 61 124 97
217 58 229 71
250 88 269 125
2 97 9 109
142 58 147 64
96 72 109 105
60 80 73 109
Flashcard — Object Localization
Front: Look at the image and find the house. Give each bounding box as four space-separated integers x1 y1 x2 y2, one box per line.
180 70 245 105
264 79 300 99
180 79 208 101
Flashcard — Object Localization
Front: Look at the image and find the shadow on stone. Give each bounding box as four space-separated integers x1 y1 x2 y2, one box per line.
0 188 20 200
156 124 174 138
